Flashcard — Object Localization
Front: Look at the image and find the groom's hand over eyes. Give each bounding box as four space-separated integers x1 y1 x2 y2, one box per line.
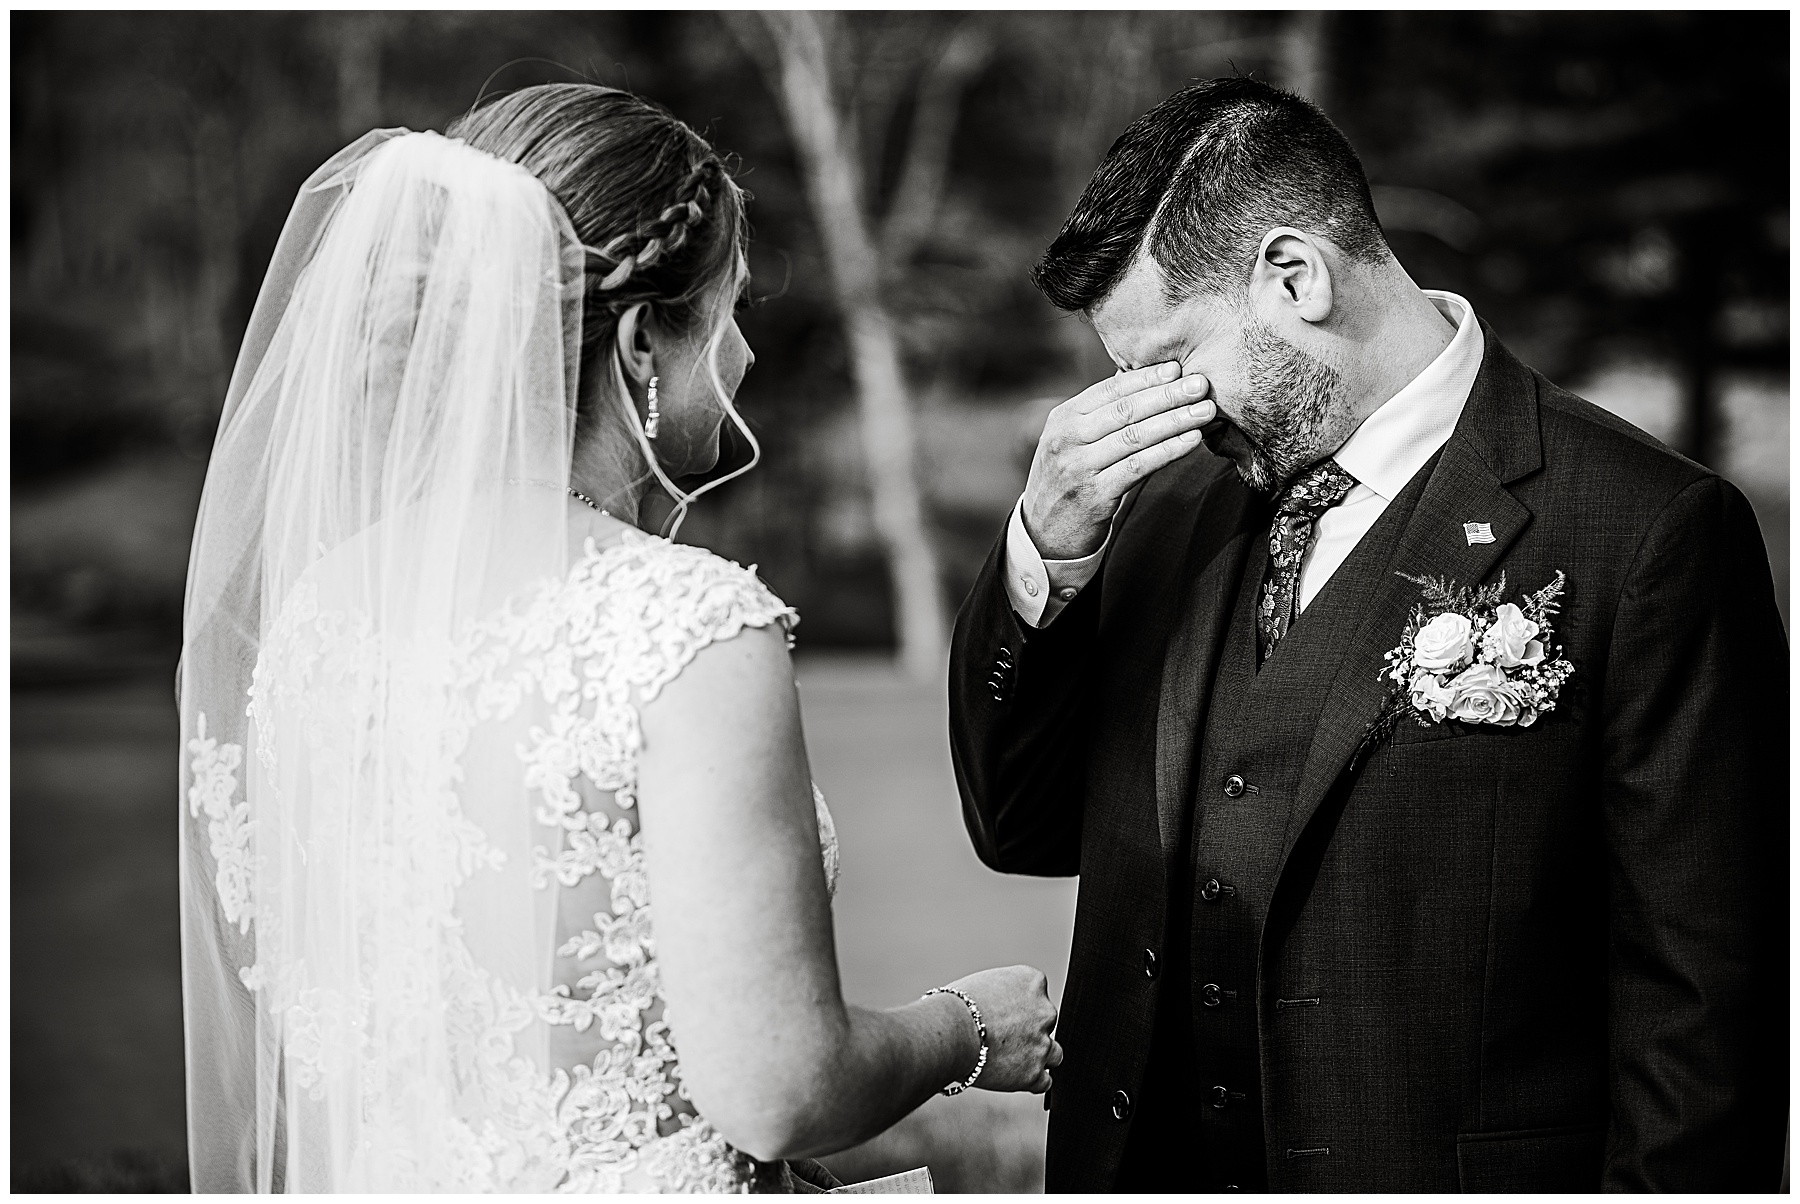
1022 362 1214 560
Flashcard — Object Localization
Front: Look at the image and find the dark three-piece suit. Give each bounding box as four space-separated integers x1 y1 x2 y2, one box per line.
949 330 1787 1191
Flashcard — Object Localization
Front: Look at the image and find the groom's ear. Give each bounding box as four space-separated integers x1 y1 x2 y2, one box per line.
1252 227 1333 324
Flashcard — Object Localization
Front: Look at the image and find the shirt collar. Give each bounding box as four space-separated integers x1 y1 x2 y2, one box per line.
1332 290 1484 501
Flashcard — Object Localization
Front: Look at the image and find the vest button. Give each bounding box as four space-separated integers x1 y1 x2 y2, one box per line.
1142 948 1159 979
1200 878 1223 903
1111 1089 1133 1121
1201 982 1222 1007
1223 773 1247 798
1210 1085 1231 1109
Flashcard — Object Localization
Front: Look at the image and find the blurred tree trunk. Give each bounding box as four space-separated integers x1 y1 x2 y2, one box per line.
189 110 241 413
1675 223 1723 467
22 50 69 292
1276 10 1333 109
333 13 387 141
734 11 954 678
878 22 993 265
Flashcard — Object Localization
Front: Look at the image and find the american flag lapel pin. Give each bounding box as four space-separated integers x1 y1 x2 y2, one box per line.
1463 521 1495 545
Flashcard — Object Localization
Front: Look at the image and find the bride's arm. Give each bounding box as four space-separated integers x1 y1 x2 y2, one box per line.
636 624 1016 1162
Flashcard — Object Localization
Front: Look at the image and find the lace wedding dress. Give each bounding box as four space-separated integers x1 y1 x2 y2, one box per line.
178 128 853 1193
195 530 837 1191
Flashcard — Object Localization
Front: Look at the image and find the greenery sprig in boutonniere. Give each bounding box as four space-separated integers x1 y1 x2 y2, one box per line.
1361 570 1576 759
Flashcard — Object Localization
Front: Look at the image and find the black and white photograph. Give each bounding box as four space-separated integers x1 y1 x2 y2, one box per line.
12 8 1789 1194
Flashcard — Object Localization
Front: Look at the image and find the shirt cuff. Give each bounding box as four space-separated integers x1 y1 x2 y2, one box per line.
1002 496 1114 628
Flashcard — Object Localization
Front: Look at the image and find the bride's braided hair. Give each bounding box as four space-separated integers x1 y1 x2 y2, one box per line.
586 158 722 296
447 83 747 387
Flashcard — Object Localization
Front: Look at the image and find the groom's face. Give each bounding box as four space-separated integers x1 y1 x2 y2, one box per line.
1091 255 1345 494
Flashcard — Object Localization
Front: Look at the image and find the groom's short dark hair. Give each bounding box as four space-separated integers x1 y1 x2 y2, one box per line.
1034 77 1388 312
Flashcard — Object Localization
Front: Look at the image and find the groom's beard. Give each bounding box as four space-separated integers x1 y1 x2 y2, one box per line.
1223 315 1346 495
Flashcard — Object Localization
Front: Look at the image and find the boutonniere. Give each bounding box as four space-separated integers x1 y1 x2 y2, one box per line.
1364 570 1575 752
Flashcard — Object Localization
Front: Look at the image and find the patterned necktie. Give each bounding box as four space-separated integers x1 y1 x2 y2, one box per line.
1257 458 1359 664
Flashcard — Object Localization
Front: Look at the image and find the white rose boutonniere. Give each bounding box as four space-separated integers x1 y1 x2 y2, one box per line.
1445 663 1523 725
1413 612 1475 672
1370 570 1575 750
1480 602 1545 669
1408 669 1456 722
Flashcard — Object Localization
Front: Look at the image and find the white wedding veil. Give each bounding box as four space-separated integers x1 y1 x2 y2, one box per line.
177 129 587 1190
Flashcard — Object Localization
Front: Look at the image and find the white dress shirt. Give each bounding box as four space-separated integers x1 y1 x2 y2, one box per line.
1006 290 1485 627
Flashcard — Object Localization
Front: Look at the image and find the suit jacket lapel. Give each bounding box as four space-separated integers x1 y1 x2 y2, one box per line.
1277 327 1546 869
1154 471 1264 856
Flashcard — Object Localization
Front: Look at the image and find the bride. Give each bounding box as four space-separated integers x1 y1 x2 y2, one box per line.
178 83 1059 1193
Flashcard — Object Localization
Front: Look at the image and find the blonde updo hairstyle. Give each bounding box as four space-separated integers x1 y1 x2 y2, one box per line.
448 83 751 527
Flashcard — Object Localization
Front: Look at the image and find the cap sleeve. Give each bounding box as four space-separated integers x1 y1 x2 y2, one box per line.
582 532 797 703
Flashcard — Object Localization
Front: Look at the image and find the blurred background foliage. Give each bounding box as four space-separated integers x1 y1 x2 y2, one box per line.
12 9 1788 673
10 10 1788 1192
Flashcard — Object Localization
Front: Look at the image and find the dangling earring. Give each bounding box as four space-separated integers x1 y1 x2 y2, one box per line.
644 375 661 440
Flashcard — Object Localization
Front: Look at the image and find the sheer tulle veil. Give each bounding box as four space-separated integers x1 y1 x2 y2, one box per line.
178 129 599 1190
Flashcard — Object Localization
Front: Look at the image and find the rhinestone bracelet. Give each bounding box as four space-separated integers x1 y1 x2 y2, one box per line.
923 986 989 1096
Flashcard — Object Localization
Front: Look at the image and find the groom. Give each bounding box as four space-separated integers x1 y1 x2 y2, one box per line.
948 78 1786 1192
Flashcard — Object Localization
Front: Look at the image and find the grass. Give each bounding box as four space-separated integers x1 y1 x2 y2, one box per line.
819 1091 1050 1193
796 655 1078 1191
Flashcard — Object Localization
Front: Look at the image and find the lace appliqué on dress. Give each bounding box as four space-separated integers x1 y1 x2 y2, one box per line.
186 713 254 933
238 531 837 1192
470 533 836 1192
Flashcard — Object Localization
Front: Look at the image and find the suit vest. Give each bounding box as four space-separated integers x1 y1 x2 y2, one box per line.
1139 458 1437 1191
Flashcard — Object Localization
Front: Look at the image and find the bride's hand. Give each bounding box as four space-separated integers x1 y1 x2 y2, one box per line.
946 966 1062 1094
